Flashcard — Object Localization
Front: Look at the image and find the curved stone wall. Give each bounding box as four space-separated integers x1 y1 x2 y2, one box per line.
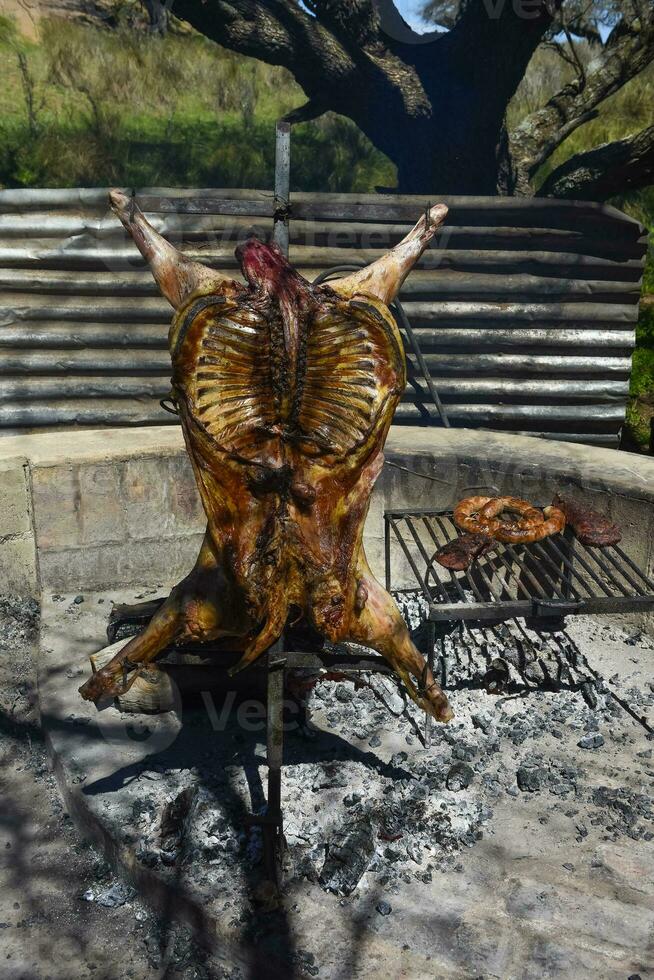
0 426 652 611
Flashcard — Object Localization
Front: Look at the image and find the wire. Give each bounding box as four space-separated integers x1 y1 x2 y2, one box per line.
383 459 451 485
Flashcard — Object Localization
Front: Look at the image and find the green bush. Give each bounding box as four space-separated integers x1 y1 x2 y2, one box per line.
625 399 651 447
637 303 654 348
630 345 654 399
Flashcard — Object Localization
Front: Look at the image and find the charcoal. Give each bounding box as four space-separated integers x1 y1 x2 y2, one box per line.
516 767 542 793
446 763 474 791
319 822 376 896
95 881 136 908
577 734 605 750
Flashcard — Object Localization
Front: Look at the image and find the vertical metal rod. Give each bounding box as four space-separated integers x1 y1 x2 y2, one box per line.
266 636 286 885
267 642 285 804
385 516 392 593
424 620 436 747
273 121 291 257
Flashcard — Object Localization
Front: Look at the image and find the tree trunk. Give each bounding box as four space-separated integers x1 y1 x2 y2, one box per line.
168 0 556 195
345 75 508 194
538 126 654 201
144 0 168 35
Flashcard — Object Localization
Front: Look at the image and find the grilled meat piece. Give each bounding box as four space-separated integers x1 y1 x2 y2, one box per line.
435 532 496 571
552 494 621 547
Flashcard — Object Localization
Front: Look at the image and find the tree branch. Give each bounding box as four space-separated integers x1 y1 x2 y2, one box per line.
420 0 466 31
170 0 356 94
537 124 654 200
303 0 380 47
281 97 329 123
509 4 654 194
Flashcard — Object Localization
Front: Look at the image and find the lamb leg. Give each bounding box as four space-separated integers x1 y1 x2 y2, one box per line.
79 532 252 704
78 593 184 702
332 202 448 305
109 189 229 308
345 561 452 723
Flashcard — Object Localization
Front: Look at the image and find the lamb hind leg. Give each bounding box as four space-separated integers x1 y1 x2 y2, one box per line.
79 532 250 705
345 568 453 723
109 189 227 309
78 593 184 703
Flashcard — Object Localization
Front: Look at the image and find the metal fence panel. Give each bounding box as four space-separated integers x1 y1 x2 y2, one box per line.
0 187 647 445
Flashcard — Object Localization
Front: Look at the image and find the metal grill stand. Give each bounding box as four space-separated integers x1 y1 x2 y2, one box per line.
243 639 286 888
385 508 654 624
242 638 399 889
105 602 406 890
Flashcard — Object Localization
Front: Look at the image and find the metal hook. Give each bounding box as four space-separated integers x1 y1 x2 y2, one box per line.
160 396 179 416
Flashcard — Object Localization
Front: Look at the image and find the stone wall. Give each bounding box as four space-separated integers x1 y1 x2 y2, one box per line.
0 457 38 594
0 427 653 611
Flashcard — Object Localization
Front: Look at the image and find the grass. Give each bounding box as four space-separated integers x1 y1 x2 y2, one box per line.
616 187 654 451
0 17 394 191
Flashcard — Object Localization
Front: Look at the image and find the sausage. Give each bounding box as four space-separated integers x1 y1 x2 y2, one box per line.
492 504 565 544
435 532 496 570
552 494 621 547
453 496 494 534
479 496 543 527
453 495 565 545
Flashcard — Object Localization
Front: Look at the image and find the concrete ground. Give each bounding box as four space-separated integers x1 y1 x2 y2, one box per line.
0 595 239 980
30 588 654 980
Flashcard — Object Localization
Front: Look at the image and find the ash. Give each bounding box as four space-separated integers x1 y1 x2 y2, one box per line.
123 593 653 912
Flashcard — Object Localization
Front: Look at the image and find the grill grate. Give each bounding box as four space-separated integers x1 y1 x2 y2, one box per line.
384 509 654 623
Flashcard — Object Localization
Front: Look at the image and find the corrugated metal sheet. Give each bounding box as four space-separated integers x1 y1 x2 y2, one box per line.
0 187 647 444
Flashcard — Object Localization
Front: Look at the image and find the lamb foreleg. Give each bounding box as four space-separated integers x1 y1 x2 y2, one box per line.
345 558 453 723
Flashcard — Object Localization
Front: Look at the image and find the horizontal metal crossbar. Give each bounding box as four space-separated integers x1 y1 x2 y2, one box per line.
384 508 654 622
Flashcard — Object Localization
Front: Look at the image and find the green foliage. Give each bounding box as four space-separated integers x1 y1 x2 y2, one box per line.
637 303 654 348
631 344 654 398
627 283 654 451
625 398 651 447
537 63 654 183
0 13 16 43
613 188 654 299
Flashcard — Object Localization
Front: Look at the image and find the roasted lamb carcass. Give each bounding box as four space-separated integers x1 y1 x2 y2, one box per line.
79 191 452 723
